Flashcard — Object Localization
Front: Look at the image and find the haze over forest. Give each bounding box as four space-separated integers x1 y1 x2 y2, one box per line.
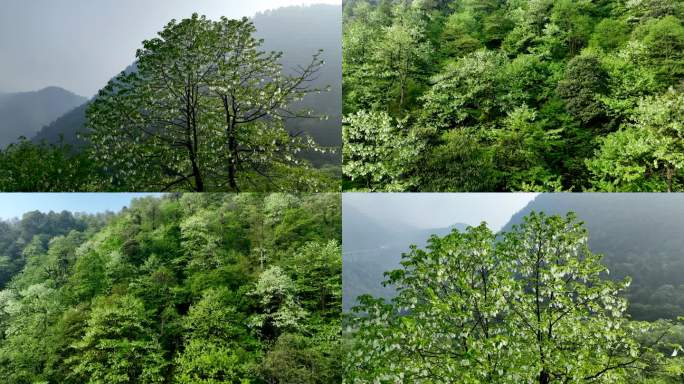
344 194 684 320
0 0 340 96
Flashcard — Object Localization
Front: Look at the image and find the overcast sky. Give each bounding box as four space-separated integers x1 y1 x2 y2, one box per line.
344 193 539 231
0 0 340 97
0 193 161 220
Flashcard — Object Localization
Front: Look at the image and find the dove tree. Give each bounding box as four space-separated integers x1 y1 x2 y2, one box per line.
346 212 673 384
587 89 684 192
87 14 328 192
209 17 328 191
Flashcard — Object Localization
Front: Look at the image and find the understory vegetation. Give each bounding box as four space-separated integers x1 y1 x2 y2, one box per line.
0 193 341 383
343 0 684 191
345 212 684 383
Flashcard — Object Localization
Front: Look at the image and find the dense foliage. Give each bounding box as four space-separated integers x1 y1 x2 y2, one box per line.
88 15 334 192
345 212 684 383
0 140 105 192
342 0 684 191
0 193 342 383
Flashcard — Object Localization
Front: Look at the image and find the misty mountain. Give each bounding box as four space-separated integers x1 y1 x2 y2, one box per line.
502 193 684 321
0 87 86 148
32 103 89 147
343 203 467 311
31 4 341 165
31 63 138 148
254 4 342 153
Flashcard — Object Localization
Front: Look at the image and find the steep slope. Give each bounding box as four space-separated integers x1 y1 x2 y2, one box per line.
343 204 468 310
254 3 342 163
32 102 89 147
32 63 138 148
0 87 86 148
33 4 342 165
502 194 684 320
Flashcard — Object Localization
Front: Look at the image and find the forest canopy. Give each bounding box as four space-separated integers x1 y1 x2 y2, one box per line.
345 212 684 383
0 193 342 383
342 0 684 192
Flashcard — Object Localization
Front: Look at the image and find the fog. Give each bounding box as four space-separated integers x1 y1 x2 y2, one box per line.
343 193 538 231
0 0 340 97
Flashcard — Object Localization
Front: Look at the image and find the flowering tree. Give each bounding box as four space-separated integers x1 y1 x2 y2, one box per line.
88 14 329 192
346 212 673 383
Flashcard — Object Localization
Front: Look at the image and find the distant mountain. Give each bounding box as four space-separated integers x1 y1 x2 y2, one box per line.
0 87 86 148
32 63 138 148
33 4 342 165
32 102 89 147
502 193 684 320
343 204 468 311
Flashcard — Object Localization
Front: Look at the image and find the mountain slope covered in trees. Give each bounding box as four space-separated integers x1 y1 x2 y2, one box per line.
503 193 684 321
0 193 341 383
343 0 684 191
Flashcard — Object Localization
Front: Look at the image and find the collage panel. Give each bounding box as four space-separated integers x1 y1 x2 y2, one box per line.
0 193 342 383
0 1 342 192
342 0 684 192
343 193 684 383
1 0 683 383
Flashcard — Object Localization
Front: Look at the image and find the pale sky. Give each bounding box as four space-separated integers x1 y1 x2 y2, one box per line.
0 0 340 97
0 193 162 220
344 193 540 231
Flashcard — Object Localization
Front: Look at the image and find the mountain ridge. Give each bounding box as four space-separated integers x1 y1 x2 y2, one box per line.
0 87 86 148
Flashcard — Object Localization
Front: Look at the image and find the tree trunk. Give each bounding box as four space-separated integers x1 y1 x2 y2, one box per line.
190 157 205 192
186 87 205 192
539 370 550 384
666 166 674 193
227 127 239 192
222 96 239 192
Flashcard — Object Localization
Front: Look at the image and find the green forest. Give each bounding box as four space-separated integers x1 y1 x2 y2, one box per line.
0 13 338 193
345 212 684 383
0 193 342 383
342 0 684 192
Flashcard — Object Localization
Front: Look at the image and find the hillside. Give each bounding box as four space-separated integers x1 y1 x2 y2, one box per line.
33 4 342 165
502 193 684 320
255 4 342 155
0 87 86 148
31 102 89 147
0 193 342 383
342 0 684 191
